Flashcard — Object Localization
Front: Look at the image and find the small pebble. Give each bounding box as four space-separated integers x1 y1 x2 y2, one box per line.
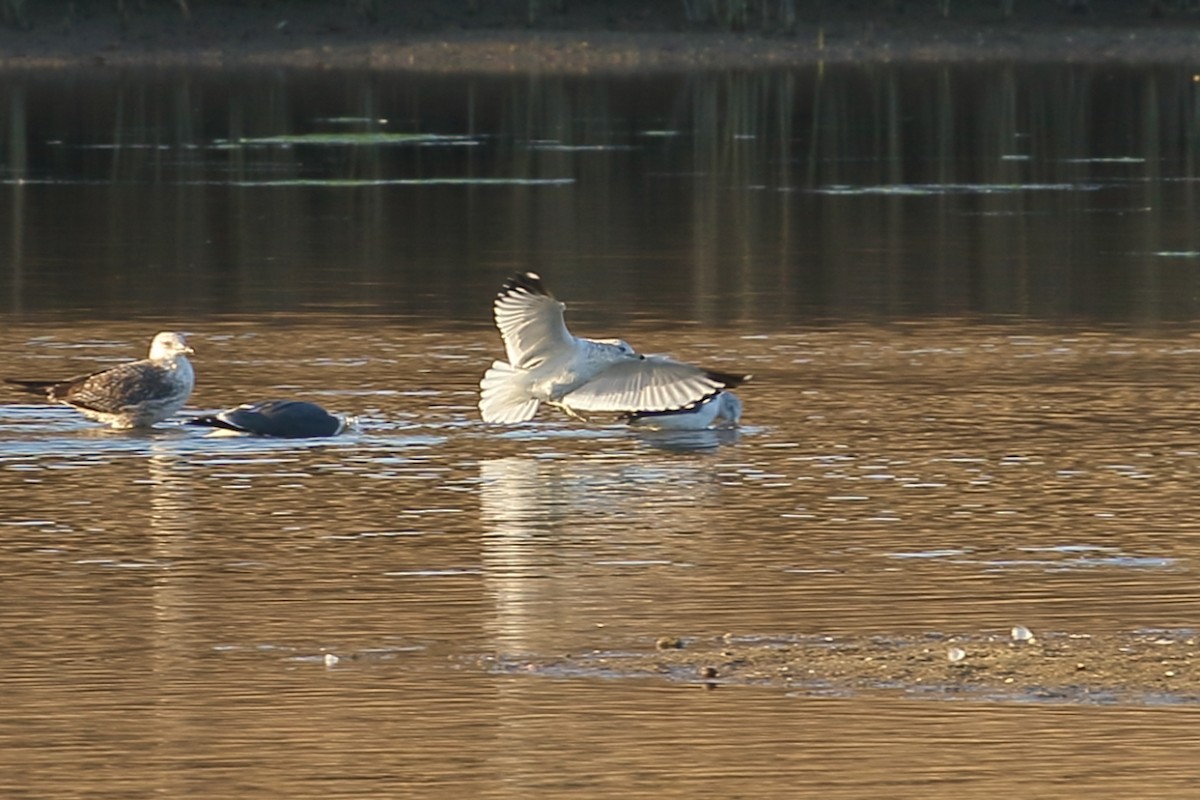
655 636 684 650
1011 624 1035 643
947 647 967 663
323 653 339 667
1165 670 1177 678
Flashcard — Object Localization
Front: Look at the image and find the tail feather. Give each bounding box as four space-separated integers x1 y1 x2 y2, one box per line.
479 360 539 423
4 378 59 398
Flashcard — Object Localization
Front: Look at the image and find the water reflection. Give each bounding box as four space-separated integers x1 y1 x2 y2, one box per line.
147 441 194 537
479 454 728 654
633 427 742 453
144 441 195 790
1 66 1198 322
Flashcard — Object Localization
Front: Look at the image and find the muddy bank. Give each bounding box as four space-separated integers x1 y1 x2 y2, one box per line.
2 2 1200 71
489 627 1200 704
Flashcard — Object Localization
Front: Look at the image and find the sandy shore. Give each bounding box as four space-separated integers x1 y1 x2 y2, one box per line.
487 627 1200 704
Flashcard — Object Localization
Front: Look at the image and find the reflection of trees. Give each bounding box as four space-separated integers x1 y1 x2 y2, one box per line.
5 85 25 315
0 66 1197 322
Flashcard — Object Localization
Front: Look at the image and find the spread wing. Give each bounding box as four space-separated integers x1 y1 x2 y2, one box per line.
493 272 576 369
560 355 743 413
55 360 182 413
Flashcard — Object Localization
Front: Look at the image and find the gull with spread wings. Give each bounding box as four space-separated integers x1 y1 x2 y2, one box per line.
479 272 748 424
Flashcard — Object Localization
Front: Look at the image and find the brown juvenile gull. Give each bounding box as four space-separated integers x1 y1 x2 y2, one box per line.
6 331 196 429
479 272 748 424
188 399 350 439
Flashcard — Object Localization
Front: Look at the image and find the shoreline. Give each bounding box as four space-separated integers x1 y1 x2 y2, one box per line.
2 9 1200 72
490 627 1200 705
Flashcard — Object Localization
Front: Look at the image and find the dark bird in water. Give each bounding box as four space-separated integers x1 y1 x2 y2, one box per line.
6 331 195 429
188 399 350 439
479 271 749 423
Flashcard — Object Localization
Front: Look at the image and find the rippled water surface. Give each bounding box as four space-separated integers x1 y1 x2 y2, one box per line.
3 65 1200 798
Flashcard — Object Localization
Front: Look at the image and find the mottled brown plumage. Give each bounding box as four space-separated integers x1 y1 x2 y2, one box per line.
6 331 196 429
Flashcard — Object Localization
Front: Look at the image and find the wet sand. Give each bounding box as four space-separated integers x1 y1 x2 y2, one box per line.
492 628 1200 704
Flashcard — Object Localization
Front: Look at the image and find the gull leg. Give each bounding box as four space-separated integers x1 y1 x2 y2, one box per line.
551 402 590 423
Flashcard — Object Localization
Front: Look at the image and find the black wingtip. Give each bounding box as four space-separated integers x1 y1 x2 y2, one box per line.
705 370 752 389
500 271 551 299
187 414 243 433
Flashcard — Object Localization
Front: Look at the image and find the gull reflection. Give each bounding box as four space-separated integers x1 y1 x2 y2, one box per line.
632 426 742 453
479 454 723 654
148 441 195 537
479 453 727 796
145 440 200 798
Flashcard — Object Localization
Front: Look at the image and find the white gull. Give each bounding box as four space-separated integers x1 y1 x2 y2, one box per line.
626 390 743 430
479 272 748 424
6 331 195 429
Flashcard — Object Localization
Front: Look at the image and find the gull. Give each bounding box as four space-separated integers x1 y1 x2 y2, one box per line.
6 331 195 429
479 272 748 423
188 399 350 439
626 390 743 430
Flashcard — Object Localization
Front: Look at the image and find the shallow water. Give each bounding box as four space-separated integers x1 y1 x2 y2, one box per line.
3 65 1200 798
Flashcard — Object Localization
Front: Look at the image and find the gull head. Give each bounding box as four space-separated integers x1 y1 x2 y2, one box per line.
149 331 195 360
715 391 743 427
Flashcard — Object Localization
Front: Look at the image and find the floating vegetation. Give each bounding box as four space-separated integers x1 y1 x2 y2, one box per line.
231 132 478 147
526 141 637 152
1062 157 1146 164
225 177 575 188
0 176 575 188
71 143 174 151
812 182 1101 196
314 116 390 125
